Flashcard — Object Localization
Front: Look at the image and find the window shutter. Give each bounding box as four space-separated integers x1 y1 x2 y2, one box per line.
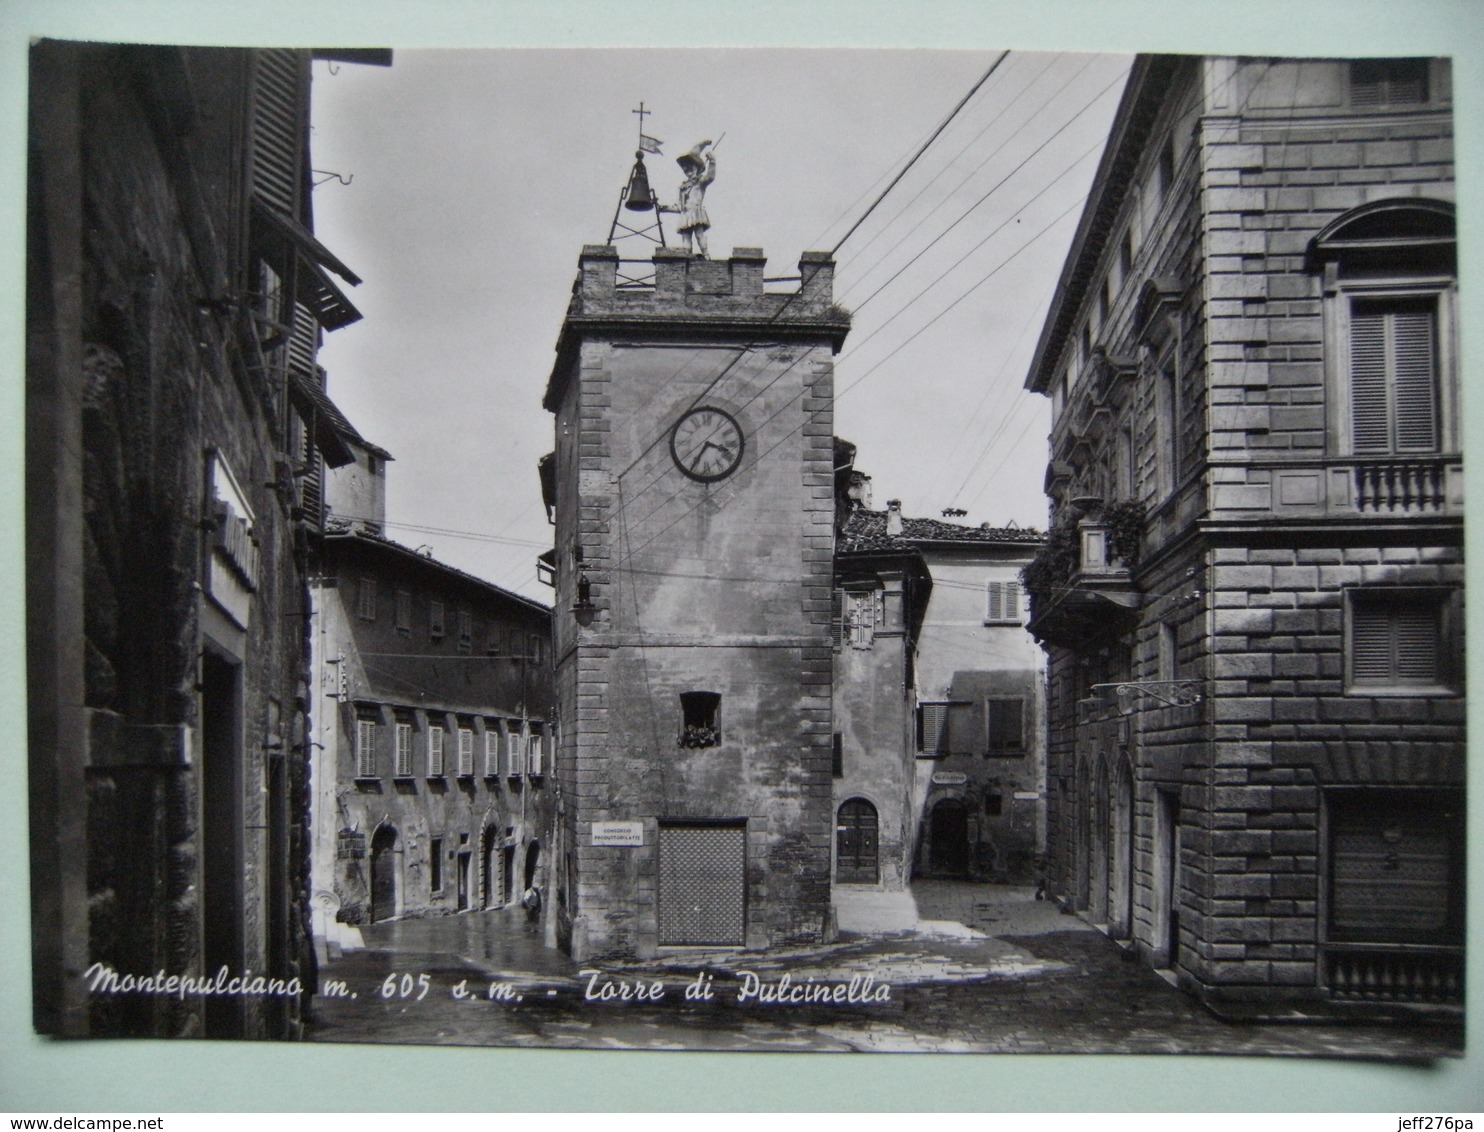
428 727 445 776
506 729 522 777
528 732 543 775
919 704 949 754
1350 605 1394 683
250 50 305 216
485 731 500 775
987 582 1022 623
1349 310 1390 453
1392 307 1438 452
458 728 474 776
356 720 377 777
830 588 844 648
1393 604 1439 682
1352 598 1441 685
394 723 413 777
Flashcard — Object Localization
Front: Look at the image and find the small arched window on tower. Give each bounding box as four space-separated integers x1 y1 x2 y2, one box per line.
678 691 721 748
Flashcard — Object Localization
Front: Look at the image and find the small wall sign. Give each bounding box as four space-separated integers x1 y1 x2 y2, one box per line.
930 772 968 786
591 821 645 847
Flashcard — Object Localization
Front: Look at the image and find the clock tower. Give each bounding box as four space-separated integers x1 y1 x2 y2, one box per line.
543 244 850 961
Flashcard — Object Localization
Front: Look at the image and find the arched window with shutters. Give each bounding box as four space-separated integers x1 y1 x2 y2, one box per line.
1310 198 1457 464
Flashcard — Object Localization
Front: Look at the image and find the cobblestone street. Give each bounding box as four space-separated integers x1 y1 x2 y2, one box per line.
306 881 1462 1057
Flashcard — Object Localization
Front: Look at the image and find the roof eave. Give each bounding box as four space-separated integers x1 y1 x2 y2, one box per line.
1025 54 1188 394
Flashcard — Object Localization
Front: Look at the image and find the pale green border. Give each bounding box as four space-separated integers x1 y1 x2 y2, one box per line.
2 0 1480 1113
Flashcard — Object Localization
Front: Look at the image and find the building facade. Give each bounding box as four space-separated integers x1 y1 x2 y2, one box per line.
543 244 850 961
834 498 1046 891
831 486 931 894
309 523 556 944
1024 55 1462 1015
27 43 380 1038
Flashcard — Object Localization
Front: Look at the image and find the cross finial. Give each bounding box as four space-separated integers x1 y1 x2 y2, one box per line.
632 101 650 136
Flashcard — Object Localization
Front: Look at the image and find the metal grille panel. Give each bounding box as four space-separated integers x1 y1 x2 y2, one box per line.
658 824 746 946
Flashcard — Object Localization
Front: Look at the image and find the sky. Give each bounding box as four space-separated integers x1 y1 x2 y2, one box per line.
308 49 1132 600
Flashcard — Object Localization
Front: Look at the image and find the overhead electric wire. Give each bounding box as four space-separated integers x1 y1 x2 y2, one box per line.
604 48 1010 492
835 52 1083 304
839 61 1128 324
836 169 1092 401
930 280 1058 507
610 196 1091 574
828 51 1010 256
600 74 1130 538
333 513 550 548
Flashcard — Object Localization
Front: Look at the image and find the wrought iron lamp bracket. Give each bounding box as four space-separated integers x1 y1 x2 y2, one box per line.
1090 679 1203 713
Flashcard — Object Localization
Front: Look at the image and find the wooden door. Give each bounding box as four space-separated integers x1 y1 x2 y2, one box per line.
836 799 879 883
369 826 397 922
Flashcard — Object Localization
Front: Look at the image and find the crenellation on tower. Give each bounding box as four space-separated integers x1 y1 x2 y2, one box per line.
545 234 848 961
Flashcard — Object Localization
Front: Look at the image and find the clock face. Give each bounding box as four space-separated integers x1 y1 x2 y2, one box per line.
670 407 745 482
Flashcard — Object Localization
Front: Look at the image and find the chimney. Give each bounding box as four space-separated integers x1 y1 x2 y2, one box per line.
885 499 903 537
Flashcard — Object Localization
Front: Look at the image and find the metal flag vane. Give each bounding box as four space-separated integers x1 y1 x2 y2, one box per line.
633 100 663 156
608 102 668 276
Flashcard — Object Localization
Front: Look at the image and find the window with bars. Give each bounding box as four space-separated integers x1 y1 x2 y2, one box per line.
355 718 378 778
395 589 411 633
427 726 446 777
985 581 1022 624
1349 298 1439 454
1347 589 1451 690
394 721 414 777
430 600 445 639
357 577 376 621
457 727 475 776
1349 59 1429 108
986 698 1026 755
831 732 843 778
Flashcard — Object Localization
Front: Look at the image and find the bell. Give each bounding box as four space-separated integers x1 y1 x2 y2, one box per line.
623 155 655 212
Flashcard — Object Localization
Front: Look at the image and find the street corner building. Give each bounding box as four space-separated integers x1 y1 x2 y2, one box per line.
26 41 388 1038
1023 56 1463 1020
831 477 1047 894
542 245 851 961
306 439 556 952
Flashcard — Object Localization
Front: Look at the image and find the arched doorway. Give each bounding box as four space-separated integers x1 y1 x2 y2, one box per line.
929 798 970 877
482 826 500 908
835 798 879 883
369 825 398 923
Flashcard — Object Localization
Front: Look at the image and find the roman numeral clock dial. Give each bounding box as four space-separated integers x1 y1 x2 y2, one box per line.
670 407 745 482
